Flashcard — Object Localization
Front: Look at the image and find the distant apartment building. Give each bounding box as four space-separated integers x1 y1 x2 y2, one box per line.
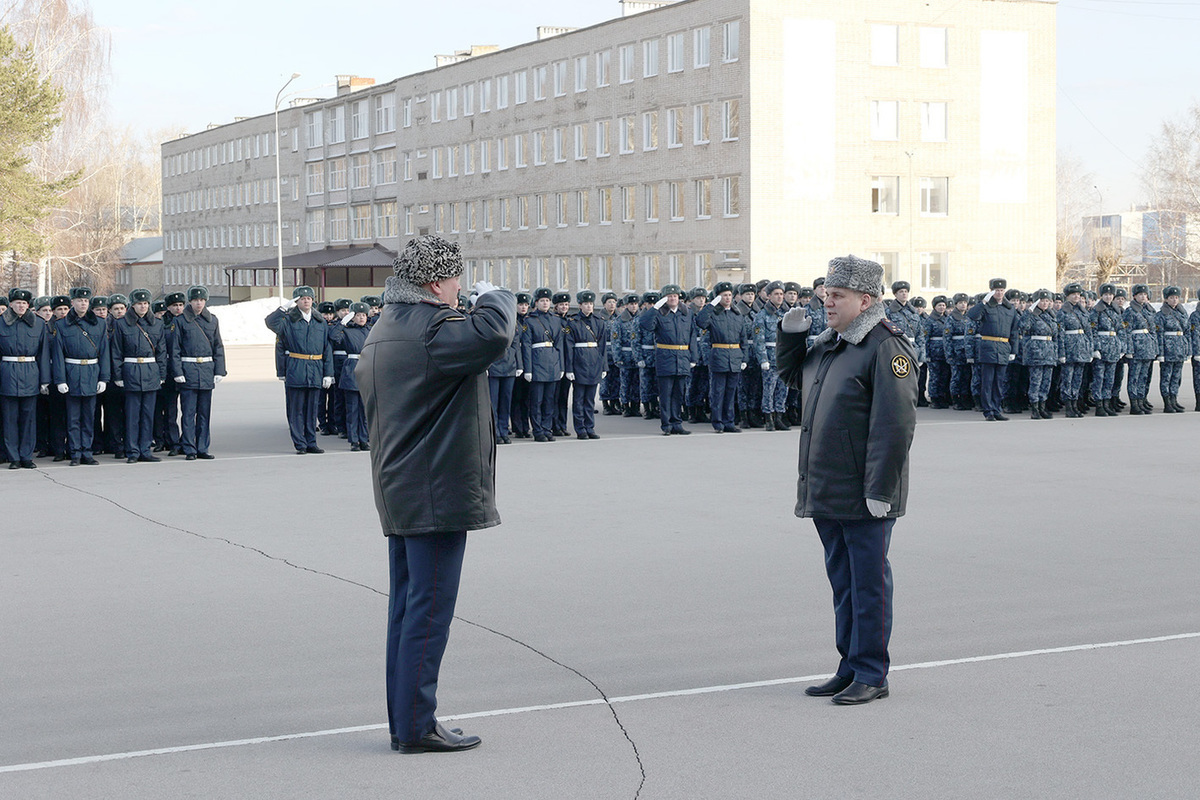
161 0 1057 303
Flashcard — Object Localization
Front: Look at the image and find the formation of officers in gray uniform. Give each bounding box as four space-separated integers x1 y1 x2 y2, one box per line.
1 285 226 469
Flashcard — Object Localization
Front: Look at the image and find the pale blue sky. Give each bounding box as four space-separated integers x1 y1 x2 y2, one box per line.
93 0 1198 212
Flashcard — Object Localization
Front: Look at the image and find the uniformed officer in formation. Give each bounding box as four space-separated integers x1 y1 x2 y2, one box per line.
565 290 607 439
635 291 661 420
1156 286 1191 413
753 281 789 431
684 287 711 423
735 283 764 427
520 287 568 442
1190 296 1200 411
265 286 334 454
52 287 109 465
1123 284 1160 414
509 291 533 437
487 295 523 445
45 294 71 460
111 288 168 463
551 291 574 437
695 281 748 433
327 301 372 449
966 278 1020 421
170 285 226 459
2 288 52 469
155 291 186 454
1055 283 1093 418
1016 289 1058 419
923 296 952 408
598 291 623 415
1089 283 1124 417
641 284 697 435
612 293 641 417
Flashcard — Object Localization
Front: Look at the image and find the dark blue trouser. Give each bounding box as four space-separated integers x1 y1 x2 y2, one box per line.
928 360 951 404
949 363 970 403
979 363 1006 415
1160 361 1183 396
600 365 621 401
619 366 639 404
179 388 213 455
1091 361 1117 400
332 377 347 432
571 382 598 434
49 391 67 456
688 365 709 407
124 390 156 458
528 380 556 436
510 377 530 435
102 386 125 454
2 395 37 462
554 375 571 431
488 376 514 436
65 394 97 459
1113 359 1127 399
657 374 686 430
1128 360 1152 400
814 516 895 688
709 371 739 430
1060 362 1086 400
386 532 467 745
155 386 179 448
1027 365 1053 402
343 389 368 445
286 386 320 449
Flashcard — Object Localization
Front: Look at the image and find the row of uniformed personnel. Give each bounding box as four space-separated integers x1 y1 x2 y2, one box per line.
1 285 226 469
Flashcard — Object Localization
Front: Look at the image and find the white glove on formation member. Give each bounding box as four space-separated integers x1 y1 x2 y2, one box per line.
57 383 69 393
781 307 811 334
114 381 124 388
40 384 49 394
472 280 499 297
322 377 334 389
523 372 533 382
214 375 224 385
97 382 106 393
866 498 891 518
566 373 575 382
174 375 186 383
653 296 669 310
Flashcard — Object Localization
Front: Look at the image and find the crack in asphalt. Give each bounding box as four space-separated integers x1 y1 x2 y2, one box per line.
38 471 647 799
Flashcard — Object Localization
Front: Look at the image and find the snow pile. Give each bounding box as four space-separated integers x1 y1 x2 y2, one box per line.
210 297 287 345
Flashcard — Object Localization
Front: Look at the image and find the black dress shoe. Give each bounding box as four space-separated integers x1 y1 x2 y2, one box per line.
127 456 139 464
661 430 672 436
586 432 600 439
9 461 22 470
296 448 307 455
804 674 854 697
21 460 36 469
397 722 480 754
391 726 464 751
81 456 99 465
832 681 889 705
724 425 742 433
671 427 691 435
139 455 162 463
197 453 215 460
534 434 549 443
53 454 67 462
358 444 369 452
69 459 80 466
114 453 124 460
168 447 182 457
350 442 361 451
993 413 1009 421
186 454 197 461
577 433 589 440
306 446 325 454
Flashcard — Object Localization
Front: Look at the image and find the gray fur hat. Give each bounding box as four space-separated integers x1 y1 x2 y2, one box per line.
393 235 463 286
824 255 883 297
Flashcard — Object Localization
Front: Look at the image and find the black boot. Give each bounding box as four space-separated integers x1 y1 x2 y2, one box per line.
1129 398 1144 415
1031 402 1041 420
774 411 791 431
643 403 655 420
1143 398 1154 413
1064 399 1077 418
1172 395 1185 413
1162 396 1177 413
1095 399 1108 417
763 412 775 431
1039 400 1053 419
623 402 637 417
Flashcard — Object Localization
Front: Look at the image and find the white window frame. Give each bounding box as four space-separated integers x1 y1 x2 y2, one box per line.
619 44 635 83
642 111 658 151
693 27 711 68
921 101 948 142
723 20 740 62
596 50 611 87
920 177 949 216
869 100 899 141
920 251 949 290
871 24 899 67
920 27 949 69
575 56 588 93
643 39 659 77
871 176 900 215
667 33 684 73
693 104 710 144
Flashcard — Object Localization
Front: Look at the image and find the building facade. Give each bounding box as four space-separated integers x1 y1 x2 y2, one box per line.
161 0 1057 302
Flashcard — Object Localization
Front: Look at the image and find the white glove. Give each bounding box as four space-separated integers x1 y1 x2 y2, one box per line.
214 375 224 385
689 362 696 368
654 296 669 309
740 362 747 370
472 280 499 297
523 372 533 382
866 498 891 518
322 376 334 389
40 384 49 395
637 360 645 368
557 371 564 380
57 383 69 394
781 307 811 333
174 375 186 383
1008 354 1016 361
566 372 575 382
967 358 974 364
761 361 770 371
709 295 720 306
280 299 295 310
340 314 352 326
1193 356 1200 362
1157 356 1165 362
601 371 607 379
1059 357 1066 363
1092 351 1101 360
277 376 285 382
114 380 124 388
97 381 106 394
515 369 523 377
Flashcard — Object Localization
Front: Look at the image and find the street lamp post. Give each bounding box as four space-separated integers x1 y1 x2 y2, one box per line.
275 73 301 304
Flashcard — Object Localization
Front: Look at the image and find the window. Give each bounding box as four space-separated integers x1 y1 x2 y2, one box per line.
404 205 414 235
621 186 635 222
307 209 325 243
643 111 658 150
723 20 740 62
920 27 948 68
870 252 899 287
576 190 589 225
599 187 614 224
497 137 509 170
667 108 683 147
693 104 711 144
669 181 684 220
463 143 475 174
534 66 547 100
350 204 371 239
431 90 442 122
722 176 740 217
921 102 948 142
871 24 899 66
402 98 412 128
644 39 659 77
376 201 397 238
555 192 567 227
620 255 636 291
450 202 461 232
306 111 323 148
596 50 611 86
402 151 412 181
696 179 712 218
722 100 740 141
351 154 370 188
463 83 475 115
434 204 445 233
482 200 492 231
517 196 529 229
921 252 948 289
596 120 611 157
374 149 396 185
447 145 458 176
574 124 587 160
872 176 900 214
480 140 491 172
515 133 527 167
431 147 443 178
694 28 710 68
619 116 635 154
499 197 511 229
352 100 369 139
645 183 660 221
920 177 949 216
291 127 299 152
554 60 568 96
497 75 510 108
327 158 347 191
869 100 899 140
480 80 492 112
646 255 663 288
619 44 634 83
514 70 527 104
306 162 324 195
533 130 546 165
554 128 566 162
329 106 345 143
574 55 588 92
667 33 684 72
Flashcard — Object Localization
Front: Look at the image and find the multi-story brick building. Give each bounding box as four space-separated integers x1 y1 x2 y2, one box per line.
161 0 1057 303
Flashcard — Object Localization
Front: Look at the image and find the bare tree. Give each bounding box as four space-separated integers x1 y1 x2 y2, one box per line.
1057 150 1095 286
1142 102 1200 291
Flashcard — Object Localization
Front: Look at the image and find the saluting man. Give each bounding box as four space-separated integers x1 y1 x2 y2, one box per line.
170 285 226 460
266 286 334 454
695 281 749 433
520 287 568 442
2 289 53 469
111 288 168 463
565 290 607 439
966 279 1020 421
641 284 698 435
52 287 109 465
327 302 373 450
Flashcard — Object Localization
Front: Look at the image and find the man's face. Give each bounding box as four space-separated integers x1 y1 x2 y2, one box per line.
894 288 909 304
784 291 798 305
690 295 705 309
295 296 314 313
53 305 69 318
93 306 107 318
10 299 29 315
72 298 89 316
740 291 756 305
665 292 680 310
110 304 126 318
369 305 380 316
169 302 185 316
580 301 594 315
934 302 947 315
824 287 871 333
604 299 616 314
517 302 530 315
814 285 827 301
1053 300 1062 310
718 291 733 309
536 297 551 312
1114 297 1126 309
322 312 335 322
955 300 967 312
768 288 784 308
1167 295 1180 308
354 312 368 325
191 298 206 315
625 300 638 313
992 288 1005 302
133 301 150 317
36 306 52 320
1134 292 1148 304
336 307 349 318
1066 292 1080 305
1101 292 1114 305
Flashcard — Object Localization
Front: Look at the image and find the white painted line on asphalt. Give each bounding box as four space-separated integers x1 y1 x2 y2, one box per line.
3 630 1198 775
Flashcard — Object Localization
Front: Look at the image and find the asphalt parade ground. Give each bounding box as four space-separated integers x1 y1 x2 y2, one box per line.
3 345 1199 799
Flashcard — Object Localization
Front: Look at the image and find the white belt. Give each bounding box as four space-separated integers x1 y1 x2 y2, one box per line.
532 342 553 349
621 347 632 351
333 350 347 355
1030 336 1052 341
573 342 598 348
764 342 777 347
1164 331 1183 336
641 345 654 349
951 335 965 340
2 356 36 362
1131 329 1149 334
65 358 98 365
928 336 944 340
1095 331 1116 337
346 353 360 359
181 356 213 363
124 357 155 364
1064 330 1084 335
